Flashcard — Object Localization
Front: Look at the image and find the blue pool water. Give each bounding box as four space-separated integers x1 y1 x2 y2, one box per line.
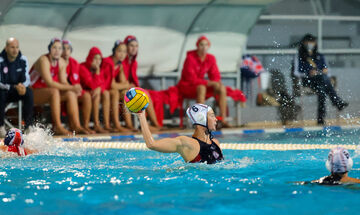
1 128 360 215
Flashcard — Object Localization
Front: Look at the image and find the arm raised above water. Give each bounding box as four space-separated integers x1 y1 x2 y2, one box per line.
136 111 188 153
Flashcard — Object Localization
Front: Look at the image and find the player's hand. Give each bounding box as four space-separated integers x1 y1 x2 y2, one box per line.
15 83 26 96
309 69 317 77
136 111 146 118
73 84 82 95
91 87 101 99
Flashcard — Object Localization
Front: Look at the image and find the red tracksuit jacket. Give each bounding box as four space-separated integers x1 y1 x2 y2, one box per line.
178 50 221 88
101 56 120 91
79 47 104 91
66 56 81 85
122 55 140 87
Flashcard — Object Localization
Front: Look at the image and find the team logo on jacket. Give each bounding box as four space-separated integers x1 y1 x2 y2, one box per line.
73 74 79 80
3 67 8 74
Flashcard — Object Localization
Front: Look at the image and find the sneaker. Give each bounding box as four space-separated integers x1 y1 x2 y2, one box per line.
317 119 325 126
0 126 6 138
338 102 349 111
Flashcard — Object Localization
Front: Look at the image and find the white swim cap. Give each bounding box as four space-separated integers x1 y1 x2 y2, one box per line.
325 147 353 173
186 103 213 127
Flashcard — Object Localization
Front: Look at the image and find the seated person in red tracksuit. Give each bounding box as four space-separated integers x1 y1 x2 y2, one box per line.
30 38 87 135
177 36 230 127
122 35 160 131
61 40 95 134
102 40 135 131
79 47 112 133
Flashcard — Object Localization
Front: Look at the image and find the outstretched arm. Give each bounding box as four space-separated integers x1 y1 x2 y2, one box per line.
136 111 182 153
0 145 7 152
24 148 38 155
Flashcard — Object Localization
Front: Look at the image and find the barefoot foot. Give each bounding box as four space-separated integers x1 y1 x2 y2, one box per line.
73 126 90 135
54 126 72 136
94 125 108 133
84 127 96 134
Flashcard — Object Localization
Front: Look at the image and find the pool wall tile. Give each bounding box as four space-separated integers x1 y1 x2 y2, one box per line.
60 125 360 142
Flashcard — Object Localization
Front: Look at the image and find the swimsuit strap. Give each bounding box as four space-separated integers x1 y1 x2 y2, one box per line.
47 54 59 68
192 136 214 145
190 136 223 164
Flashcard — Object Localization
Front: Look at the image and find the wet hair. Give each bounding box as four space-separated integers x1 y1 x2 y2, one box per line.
318 173 344 185
298 34 318 62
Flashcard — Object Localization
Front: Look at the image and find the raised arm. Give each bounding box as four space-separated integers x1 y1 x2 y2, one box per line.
24 147 38 155
136 111 182 153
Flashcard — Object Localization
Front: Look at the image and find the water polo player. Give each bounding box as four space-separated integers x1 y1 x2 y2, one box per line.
136 103 223 164
0 128 36 156
308 147 360 185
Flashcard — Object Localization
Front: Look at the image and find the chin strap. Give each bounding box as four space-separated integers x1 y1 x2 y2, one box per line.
205 127 214 140
205 120 214 140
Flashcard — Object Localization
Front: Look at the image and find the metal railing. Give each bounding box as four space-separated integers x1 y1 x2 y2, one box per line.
247 15 360 55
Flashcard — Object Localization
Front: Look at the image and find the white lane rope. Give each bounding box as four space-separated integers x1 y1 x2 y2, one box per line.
65 142 359 151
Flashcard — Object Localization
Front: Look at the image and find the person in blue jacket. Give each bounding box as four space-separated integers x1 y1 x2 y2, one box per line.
298 34 348 125
0 38 33 137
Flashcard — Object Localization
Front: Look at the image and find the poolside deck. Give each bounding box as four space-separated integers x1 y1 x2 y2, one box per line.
54 117 360 138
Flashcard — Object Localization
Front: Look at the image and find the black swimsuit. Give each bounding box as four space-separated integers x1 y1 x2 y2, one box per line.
314 175 343 185
189 137 223 164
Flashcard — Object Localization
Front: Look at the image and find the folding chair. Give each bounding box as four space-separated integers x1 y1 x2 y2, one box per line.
4 101 22 129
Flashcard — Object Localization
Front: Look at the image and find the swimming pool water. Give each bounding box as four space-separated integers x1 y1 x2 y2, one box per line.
1 129 360 215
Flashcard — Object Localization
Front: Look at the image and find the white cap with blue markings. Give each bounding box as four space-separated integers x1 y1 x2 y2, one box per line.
186 103 213 128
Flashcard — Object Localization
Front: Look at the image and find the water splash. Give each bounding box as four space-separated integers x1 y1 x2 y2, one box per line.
23 124 83 156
